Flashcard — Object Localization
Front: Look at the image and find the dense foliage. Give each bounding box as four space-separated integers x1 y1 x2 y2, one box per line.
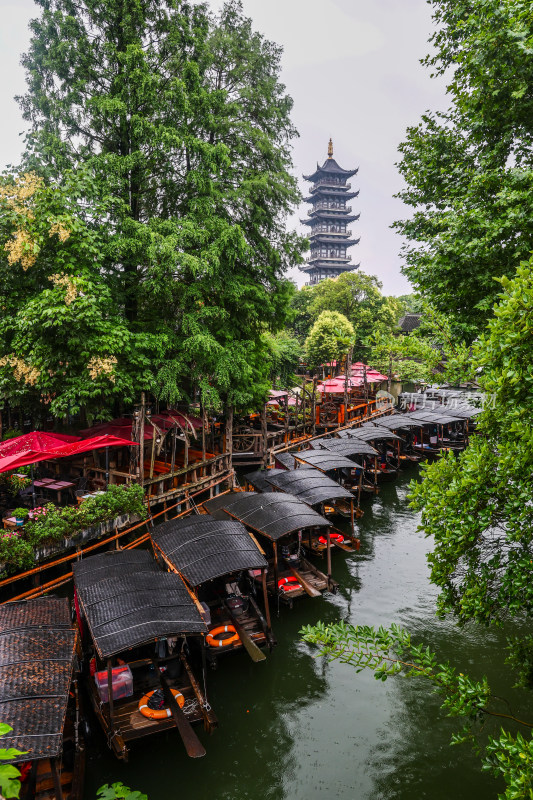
410 260 533 627
97 784 148 800
289 271 403 360
3 0 305 418
395 0 533 339
0 723 26 799
0 484 146 570
304 311 354 371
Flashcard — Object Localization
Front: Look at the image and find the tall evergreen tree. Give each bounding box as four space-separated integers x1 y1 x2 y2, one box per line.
13 0 304 414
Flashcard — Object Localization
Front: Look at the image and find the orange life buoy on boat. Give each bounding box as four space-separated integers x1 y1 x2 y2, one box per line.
278 576 301 593
138 688 184 720
206 625 240 648
318 532 344 545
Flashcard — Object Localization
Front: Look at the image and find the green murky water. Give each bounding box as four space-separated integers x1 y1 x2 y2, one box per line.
85 468 532 799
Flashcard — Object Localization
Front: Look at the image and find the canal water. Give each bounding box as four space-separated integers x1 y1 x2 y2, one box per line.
85 468 532 799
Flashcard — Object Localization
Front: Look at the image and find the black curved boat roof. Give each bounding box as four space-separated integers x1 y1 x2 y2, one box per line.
73 550 206 658
219 491 331 541
315 438 378 456
0 596 76 763
152 516 267 587
293 449 361 471
266 468 352 507
244 468 285 493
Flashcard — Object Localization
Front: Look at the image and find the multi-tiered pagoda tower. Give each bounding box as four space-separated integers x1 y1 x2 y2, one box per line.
300 139 360 285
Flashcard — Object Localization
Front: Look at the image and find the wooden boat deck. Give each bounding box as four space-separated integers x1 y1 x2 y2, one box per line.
205 600 269 665
259 557 334 604
88 655 217 760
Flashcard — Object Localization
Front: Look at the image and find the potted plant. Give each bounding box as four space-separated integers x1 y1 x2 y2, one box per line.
12 508 29 526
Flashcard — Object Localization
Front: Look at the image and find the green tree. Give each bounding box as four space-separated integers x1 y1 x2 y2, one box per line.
304 311 354 372
289 271 402 359
395 0 533 340
14 0 305 416
0 171 155 421
263 330 303 389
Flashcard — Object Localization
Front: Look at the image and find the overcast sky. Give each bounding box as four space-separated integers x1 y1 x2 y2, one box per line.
0 0 449 295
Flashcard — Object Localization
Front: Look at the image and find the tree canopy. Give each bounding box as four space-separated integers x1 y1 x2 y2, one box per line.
7 0 305 418
395 0 533 340
289 271 403 360
304 311 354 370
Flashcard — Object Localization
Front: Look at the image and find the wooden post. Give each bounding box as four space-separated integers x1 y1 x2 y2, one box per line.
261 568 272 632
225 404 233 458
284 395 289 444
184 433 189 470
273 541 279 590
350 497 355 535
170 427 177 481
302 378 307 435
107 658 114 721
374 455 378 491
139 392 145 484
201 406 207 465
50 758 64 800
344 347 352 424
149 425 156 480
261 402 268 467
311 377 317 436
326 529 332 586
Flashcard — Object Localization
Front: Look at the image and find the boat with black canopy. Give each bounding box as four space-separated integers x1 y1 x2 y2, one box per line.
203 491 335 606
313 437 379 505
264 468 360 552
73 549 217 761
0 596 83 800
243 468 286 493
151 515 274 667
347 427 403 481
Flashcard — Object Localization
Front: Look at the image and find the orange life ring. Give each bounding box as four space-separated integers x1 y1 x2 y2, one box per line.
318 532 344 545
138 688 184 720
206 625 240 648
278 576 301 593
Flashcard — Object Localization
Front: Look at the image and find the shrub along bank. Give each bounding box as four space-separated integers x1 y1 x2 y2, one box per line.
0 484 146 571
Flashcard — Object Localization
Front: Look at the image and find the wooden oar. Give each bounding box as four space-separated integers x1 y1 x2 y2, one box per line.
291 568 321 598
153 661 206 759
224 601 266 663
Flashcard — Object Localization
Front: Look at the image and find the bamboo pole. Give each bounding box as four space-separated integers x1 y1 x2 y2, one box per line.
139 392 145 483
261 402 268 467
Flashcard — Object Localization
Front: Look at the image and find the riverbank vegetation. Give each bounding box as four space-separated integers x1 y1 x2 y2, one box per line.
303 0 533 796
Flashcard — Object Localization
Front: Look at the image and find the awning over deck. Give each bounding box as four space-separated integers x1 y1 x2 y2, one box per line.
0 597 76 762
345 427 402 442
373 415 425 430
217 492 331 541
152 516 267 587
244 468 286 493
73 550 206 658
292 449 361 472
313 438 378 457
273 452 296 470
266 468 353 507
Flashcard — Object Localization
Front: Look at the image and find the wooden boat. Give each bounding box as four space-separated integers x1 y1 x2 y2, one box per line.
151 515 275 668
203 491 337 602
0 596 84 800
73 549 217 761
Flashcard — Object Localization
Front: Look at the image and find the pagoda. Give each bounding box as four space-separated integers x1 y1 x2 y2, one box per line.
300 139 360 285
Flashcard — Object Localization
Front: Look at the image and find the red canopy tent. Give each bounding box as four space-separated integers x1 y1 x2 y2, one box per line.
0 432 138 474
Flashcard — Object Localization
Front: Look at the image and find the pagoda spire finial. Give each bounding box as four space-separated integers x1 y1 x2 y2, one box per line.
328 138 333 158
